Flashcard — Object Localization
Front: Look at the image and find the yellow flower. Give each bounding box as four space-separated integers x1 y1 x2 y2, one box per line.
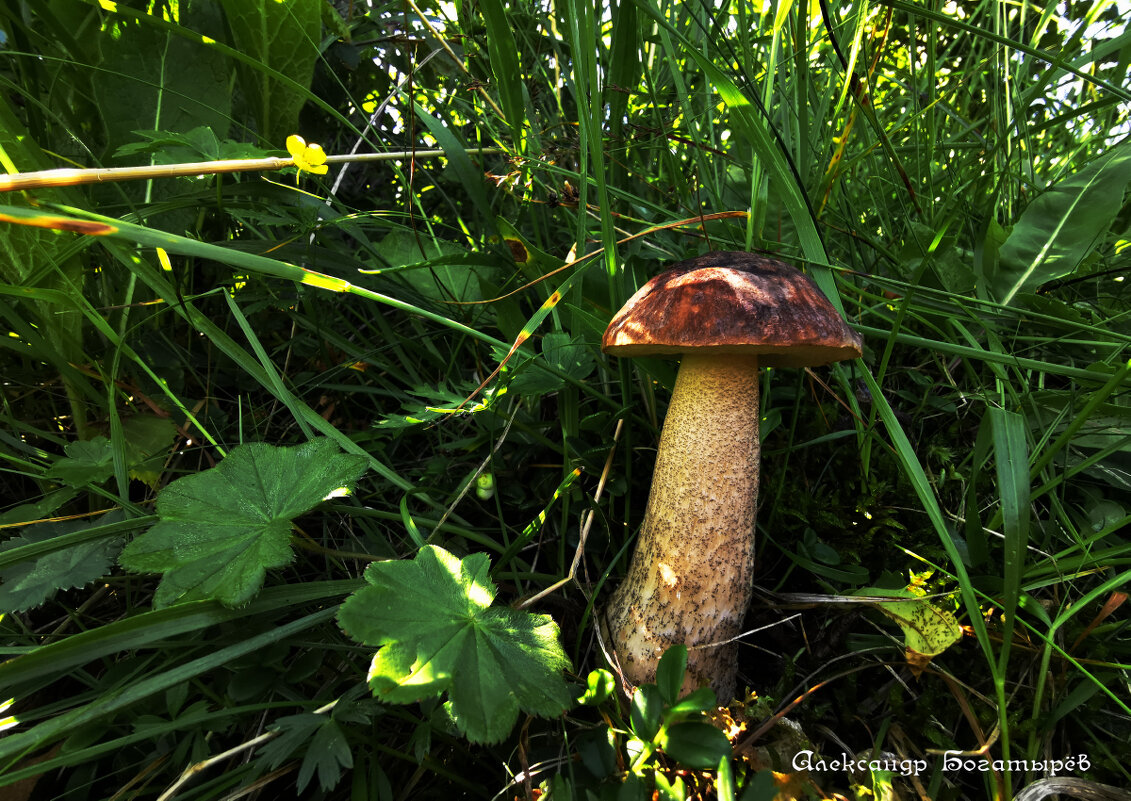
286 134 328 181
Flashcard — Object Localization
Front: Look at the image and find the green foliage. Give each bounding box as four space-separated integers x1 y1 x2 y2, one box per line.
259 707 368 794
217 0 322 143
0 513 124 613
121 439 367 608
560 646 763 798
992 141 1131 304
337 545 573 744
94 1 233 152
505 332 597 395
2 0 1130 796
43 436 116 487
115 126 269 163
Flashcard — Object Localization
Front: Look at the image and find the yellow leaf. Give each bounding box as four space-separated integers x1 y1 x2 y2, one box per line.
855 587 963 658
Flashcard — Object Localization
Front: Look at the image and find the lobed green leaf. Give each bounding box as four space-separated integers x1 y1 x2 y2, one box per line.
120 439 368 608
337 545 573 744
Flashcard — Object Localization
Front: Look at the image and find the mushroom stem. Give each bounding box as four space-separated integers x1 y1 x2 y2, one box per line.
605 351 760 698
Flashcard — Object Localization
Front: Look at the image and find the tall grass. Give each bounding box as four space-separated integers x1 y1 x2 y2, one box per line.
1 0 1129 797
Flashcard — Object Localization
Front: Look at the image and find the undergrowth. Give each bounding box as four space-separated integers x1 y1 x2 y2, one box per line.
1 0 1130 798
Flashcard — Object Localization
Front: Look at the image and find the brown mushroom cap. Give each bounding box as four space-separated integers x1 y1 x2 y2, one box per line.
603 252 863 367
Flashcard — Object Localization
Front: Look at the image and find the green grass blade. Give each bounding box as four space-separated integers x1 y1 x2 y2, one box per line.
0 608 337 767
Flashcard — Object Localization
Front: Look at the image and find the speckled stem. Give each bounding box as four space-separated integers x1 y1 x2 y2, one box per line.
605 352 760 699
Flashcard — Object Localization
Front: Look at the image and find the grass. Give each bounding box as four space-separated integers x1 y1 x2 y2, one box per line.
1 0 1130 797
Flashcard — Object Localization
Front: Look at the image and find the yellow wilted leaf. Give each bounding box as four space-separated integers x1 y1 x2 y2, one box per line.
855 587 963 667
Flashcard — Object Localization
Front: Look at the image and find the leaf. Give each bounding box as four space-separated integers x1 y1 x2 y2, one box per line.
376 382 506 429
414 103 496 233
655 644 688 705
509 333 596 395
653 771 687 800
259 711 357 791
0 489 77 528
120 440 368 608
666 688 717 718
478 0 526 149
94 4 233 155
259 713 323 770
495 218 565 282
115 127 221 161
217 0 322 143
115 127 270 162
659 721 733 770
630 684 664 741
120 415 178 488
1029 391 1131 451
855 588 963 658
0 513 125 613
993 142 1131 304
371 230 497 305
45 437 116 487
46 420 176 489
0 97 86 377
337 545 573 744
299 719 352 793
577 669 615 706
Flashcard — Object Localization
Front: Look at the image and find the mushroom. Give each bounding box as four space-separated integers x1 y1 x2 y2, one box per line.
601 251 863 698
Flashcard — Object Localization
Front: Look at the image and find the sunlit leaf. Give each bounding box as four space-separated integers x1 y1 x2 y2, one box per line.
337 545 573 744
993 141 1131 304
855 588 963 659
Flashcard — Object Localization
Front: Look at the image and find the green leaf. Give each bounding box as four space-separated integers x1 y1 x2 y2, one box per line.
0 513 125 613
652 770 687 800
336 545 572 744
94 4 233 155
659 721 733 771
717 754 736 801
119 415 178 488
854 588 963 657
509 333 596 395
260 713 323 771
478 0 526 149
371 230 497 305
299 719 353 793
495 218 565 282
115 127 268 164
376 382 506 429
738 769 779 801
0 489 77 528
630 684 664 741
655 644 688 705
577 668 615 706
46 420 175 489
542 333 596 381
993 142 1131 304
632 0 827 266
120 439 368 608
576 728 619 778
45 437 116 487
666 687 717 718
413 104 497 234
217 0 321 143
0 97 87 393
